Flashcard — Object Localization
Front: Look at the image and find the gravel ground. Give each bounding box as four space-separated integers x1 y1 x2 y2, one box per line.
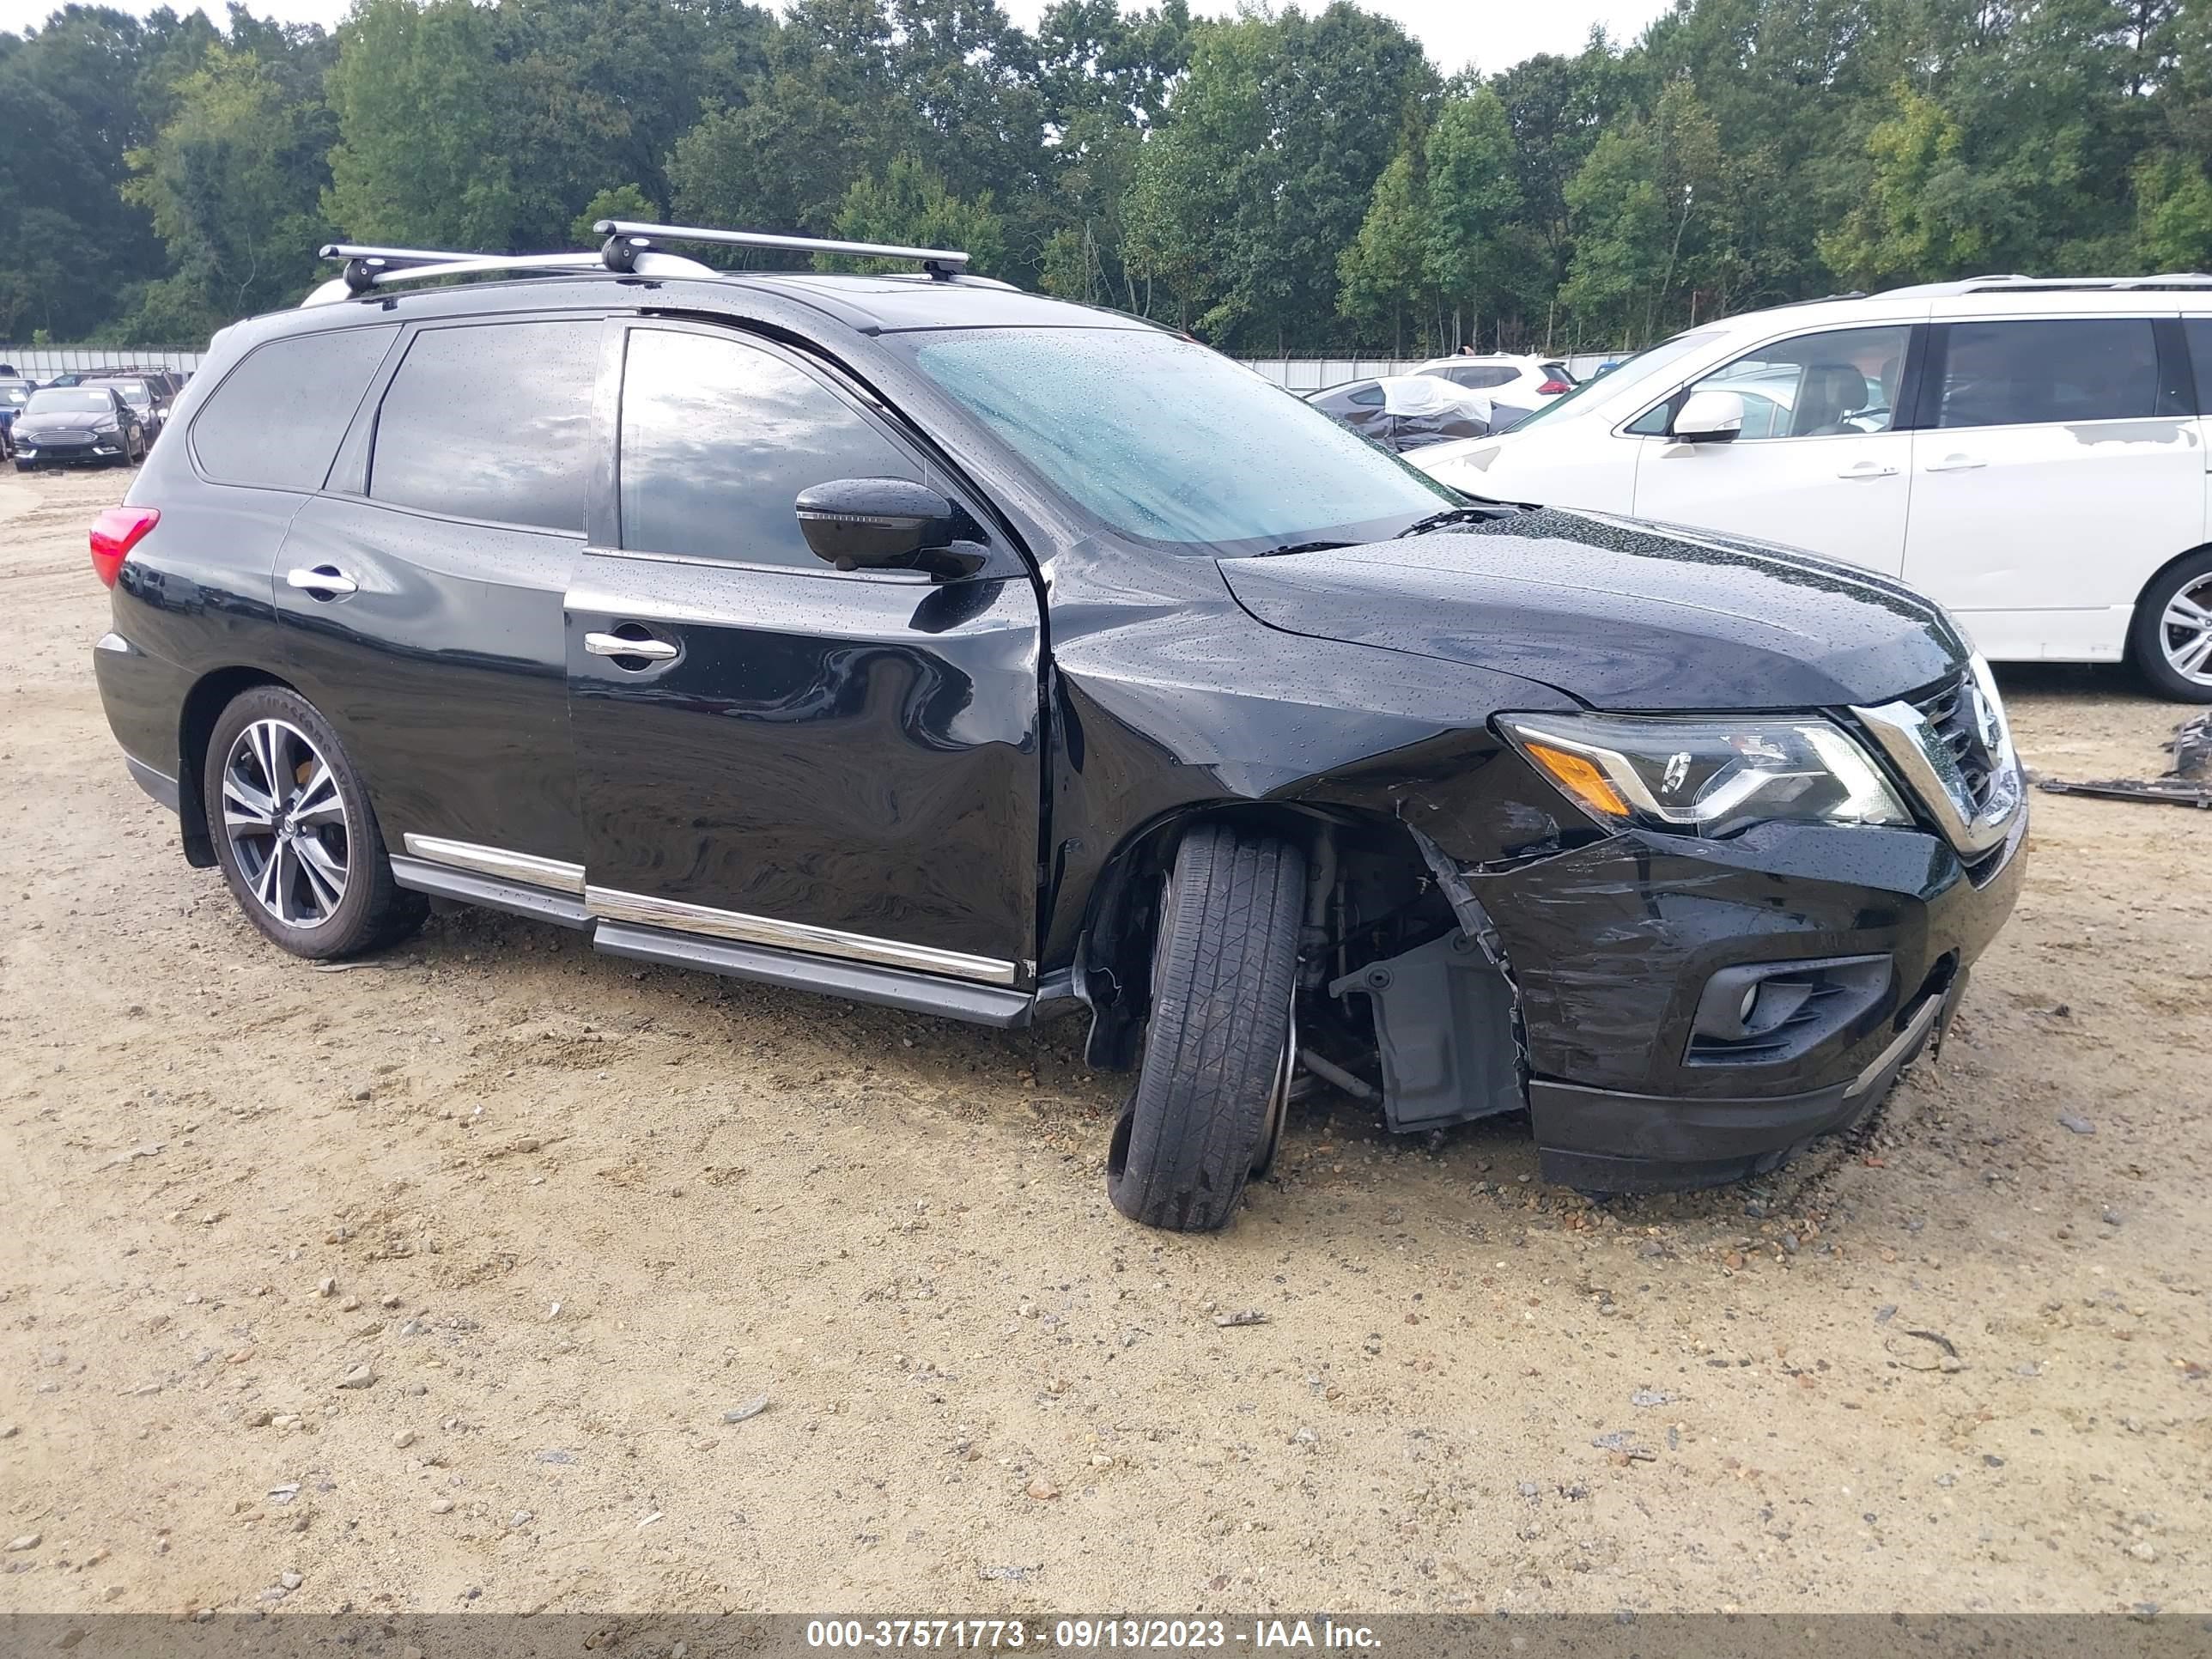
0 464 2206 1618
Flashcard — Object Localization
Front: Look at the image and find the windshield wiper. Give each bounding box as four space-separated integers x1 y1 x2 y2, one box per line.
1395 506 1510 538
1259 538 1356 558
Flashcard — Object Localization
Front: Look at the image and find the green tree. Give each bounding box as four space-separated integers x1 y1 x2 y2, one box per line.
1423 88 1524 349
1818 83 1994 288
1338 148 1428 352
323 0 523 249
121 44 334 335
822 152 1005 274
571 182 656 246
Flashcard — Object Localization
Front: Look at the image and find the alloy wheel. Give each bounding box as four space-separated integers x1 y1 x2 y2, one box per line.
221 718 351 928
2162 574 2212 687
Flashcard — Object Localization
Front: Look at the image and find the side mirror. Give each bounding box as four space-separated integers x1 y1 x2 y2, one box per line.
1673 390 1744 444
795 477 957 571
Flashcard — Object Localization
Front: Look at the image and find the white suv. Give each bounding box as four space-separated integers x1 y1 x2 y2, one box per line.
1410 277 2212 701
1413 353 1576 406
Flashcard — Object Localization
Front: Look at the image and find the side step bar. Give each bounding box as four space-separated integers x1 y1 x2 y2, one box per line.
391 857 1036 1026
592 921 1034 1027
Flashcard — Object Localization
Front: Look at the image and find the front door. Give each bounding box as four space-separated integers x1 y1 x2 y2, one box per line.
565 320 1043 986
1901 315 2203 660
1630 322 1917 576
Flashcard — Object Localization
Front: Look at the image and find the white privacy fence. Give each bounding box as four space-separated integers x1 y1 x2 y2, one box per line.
0 346 206 380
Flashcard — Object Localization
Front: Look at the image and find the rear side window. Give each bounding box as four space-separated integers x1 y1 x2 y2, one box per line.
192 326 396 489
369 321 597 532
617 328 918 569
1447 366 1516 389
1935 319 2160 428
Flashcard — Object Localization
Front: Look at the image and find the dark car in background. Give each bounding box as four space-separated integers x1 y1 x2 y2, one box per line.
15 384 148 468
1306 374 1529 452
86 374 171 441
0 378 34 449
88 222 2025 1231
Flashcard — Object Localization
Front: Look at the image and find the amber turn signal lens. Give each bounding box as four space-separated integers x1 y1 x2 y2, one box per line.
1523 741 1629 818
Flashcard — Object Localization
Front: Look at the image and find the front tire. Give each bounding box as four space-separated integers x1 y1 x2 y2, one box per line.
1106 823 1305 1231
2130 550 2212 702
203 685 424 959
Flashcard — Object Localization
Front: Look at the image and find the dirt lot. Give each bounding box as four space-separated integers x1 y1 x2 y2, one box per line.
0 463 2206 1619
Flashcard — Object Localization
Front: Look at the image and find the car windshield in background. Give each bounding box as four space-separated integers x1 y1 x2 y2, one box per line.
0 382 30 405
26 389 114 416
902 326 1457 551
1508 330 1723 432
97 381 153 406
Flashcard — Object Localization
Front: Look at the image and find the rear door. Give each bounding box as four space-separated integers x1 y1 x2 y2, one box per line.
1629 322 1917 574
272 316 596 875
565 319 1043 987
1900 313 2199 659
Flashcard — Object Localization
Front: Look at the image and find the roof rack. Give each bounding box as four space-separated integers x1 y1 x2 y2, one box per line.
595 220 970 282
302 242 717 307
1881 272 2212 298
301 219 977 307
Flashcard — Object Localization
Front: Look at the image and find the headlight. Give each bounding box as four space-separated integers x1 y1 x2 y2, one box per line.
1498 712 1911 837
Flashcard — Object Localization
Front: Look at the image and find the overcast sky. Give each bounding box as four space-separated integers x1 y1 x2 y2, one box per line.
0 0 1676 76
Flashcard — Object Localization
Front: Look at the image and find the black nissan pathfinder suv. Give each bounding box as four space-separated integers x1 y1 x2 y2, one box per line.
88 223 2027 1231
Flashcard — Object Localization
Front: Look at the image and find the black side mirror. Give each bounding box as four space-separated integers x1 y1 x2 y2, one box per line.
795 477 957 572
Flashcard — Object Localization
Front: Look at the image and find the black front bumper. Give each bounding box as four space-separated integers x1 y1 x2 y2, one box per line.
1470 808 2027 1191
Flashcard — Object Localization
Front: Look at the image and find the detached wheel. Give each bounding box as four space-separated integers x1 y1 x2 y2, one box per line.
1107 823 1305 1231
2131 550 2212 702
203 685 424 959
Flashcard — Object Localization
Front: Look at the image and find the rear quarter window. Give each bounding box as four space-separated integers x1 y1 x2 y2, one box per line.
191 326 398 489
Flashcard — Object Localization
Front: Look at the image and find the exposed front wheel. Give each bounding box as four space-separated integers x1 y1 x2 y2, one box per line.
203 685 425 959
1106 823 1305 1231
2131 550 2212 702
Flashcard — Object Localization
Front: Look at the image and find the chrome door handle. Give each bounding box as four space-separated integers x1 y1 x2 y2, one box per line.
584 631 678 662
285 564 357 596
1924 455 1986 472
1837 462 1899 479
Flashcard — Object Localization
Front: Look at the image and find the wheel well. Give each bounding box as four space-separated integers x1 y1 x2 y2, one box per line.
1073 801 1440 1070
176 667 294 866
2132 543 2212 625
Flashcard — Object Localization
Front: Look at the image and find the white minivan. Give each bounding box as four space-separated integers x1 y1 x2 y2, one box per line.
1410 276 2212 701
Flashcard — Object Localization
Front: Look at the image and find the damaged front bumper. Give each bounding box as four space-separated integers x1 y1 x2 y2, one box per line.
1414 808 2027 1191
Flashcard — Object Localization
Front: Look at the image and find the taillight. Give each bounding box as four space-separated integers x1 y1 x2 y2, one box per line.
90 506 160 588
1537 379 1571 395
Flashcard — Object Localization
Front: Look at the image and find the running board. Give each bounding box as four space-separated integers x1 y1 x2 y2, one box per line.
592 920 1035 1027
391 856 592 928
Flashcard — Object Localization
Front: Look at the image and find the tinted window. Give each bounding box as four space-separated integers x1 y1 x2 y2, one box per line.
194 326 396 490
618 329 917 568
1674 325 1910 440
26 388 118 416
370 321 595 532
1441 365 1515 390
903 327 1453 550
1936 319 2158 428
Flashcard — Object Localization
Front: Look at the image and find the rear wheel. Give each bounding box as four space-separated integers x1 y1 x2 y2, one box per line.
202 685 424 960
1106 823 1305 1231
2131 550 2212 703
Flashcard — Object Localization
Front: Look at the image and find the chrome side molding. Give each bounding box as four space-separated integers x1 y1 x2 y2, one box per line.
401 834 586 896
583 884 1021 987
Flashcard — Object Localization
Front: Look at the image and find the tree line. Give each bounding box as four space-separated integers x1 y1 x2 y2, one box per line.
0 0 2205 356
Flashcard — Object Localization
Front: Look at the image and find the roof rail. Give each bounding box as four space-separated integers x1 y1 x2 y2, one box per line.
595 220 970 281
302 242 716 307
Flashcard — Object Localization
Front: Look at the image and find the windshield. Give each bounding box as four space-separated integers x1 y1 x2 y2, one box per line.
901 326 1457 551
98 381 152 406
0 383 29 405
26 389 115 416
1508 331 1723 433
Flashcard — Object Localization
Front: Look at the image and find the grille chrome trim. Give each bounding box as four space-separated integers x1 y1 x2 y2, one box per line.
402 834 586 896
1851 659 2023 858
582 885 1022 987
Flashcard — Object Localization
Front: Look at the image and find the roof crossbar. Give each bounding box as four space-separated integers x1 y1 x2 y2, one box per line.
304 243 715 307
595 220 970 281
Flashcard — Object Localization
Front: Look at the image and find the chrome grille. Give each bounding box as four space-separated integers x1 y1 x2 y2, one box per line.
1910 675 1996 813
